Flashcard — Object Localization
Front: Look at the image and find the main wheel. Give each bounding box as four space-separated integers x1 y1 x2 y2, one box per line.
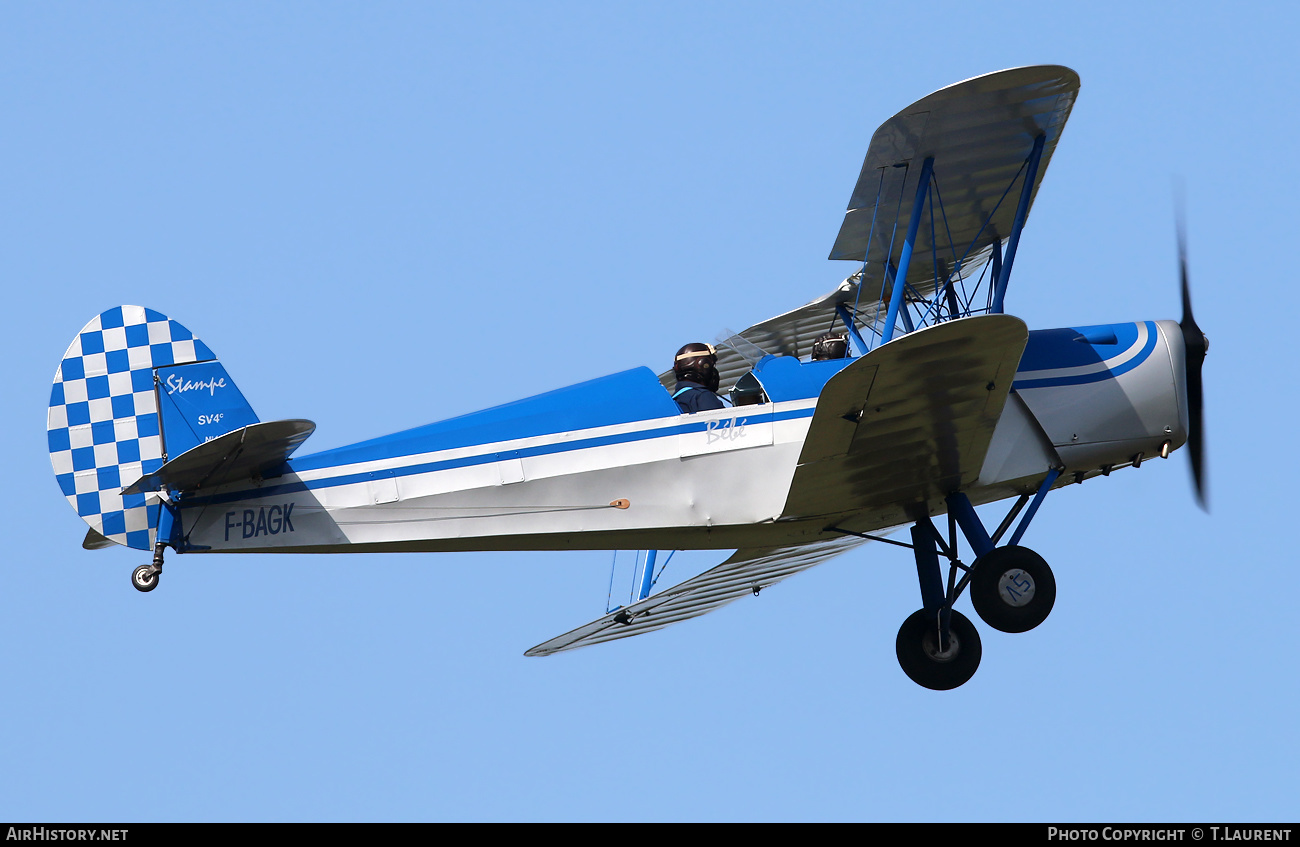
132 565 159 593
895 608 982 690
969 546 1055 633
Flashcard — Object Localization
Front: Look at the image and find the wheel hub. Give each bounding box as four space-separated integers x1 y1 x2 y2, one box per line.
996 569 1035 607
921 629 961 662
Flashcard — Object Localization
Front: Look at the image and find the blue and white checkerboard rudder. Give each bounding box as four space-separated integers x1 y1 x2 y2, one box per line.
47 306 216 551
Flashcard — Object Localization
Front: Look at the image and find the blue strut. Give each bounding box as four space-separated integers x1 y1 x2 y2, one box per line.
881 157 933 345
946 467 1061 560
834 304 870 357
1008 468 1061 548
946 493 994 559
991 134 1045 314
911 522 945 612
637 549 658 601
157 498 181 550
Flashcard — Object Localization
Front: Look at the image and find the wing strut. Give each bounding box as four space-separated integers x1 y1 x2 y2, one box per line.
834 303 870 355
637 549 659 601
991 133 1046 314
881 157 934 344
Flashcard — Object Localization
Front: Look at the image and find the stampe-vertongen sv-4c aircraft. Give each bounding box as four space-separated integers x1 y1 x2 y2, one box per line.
47 66 1208 690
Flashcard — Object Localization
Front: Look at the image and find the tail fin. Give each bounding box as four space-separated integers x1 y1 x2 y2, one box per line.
155 360 260 456
47 306 258 551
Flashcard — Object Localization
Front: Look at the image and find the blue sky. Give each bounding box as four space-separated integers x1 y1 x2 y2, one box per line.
2 1 1296 822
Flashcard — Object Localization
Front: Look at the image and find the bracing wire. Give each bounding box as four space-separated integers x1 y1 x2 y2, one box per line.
605 549 619 613
851 167 889 340
649 550 676 590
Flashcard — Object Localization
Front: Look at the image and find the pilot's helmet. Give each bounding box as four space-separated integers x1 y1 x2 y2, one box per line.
811 332 849 361
674 342 720 392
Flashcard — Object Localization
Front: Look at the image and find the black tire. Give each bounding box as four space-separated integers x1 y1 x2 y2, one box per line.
132 565 159 593
895 608 982 690
969 546 1055 633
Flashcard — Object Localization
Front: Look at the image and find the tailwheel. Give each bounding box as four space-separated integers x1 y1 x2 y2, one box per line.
969 546 1055 633
133 537 168 593
896 608 981 690
132 565 160 593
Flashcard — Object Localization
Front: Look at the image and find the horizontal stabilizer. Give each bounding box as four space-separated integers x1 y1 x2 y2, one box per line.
82 528 115 550
525 535 867 657
122 419 315 496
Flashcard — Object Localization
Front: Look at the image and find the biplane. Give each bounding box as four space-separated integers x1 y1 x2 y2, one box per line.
46 66 1207 689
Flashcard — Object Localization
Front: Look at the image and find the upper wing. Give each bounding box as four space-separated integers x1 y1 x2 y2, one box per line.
525 534 869 656
782 314 1028 521
659 67 1077 395
829 65 1079 267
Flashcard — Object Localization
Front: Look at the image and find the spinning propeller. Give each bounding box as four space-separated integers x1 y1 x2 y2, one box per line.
1176 210 1209 511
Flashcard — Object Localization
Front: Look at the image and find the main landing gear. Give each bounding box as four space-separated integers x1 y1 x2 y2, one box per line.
842 471 1063 690
892 544 1056 690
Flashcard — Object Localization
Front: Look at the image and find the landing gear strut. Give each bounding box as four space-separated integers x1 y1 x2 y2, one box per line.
132 498 178 593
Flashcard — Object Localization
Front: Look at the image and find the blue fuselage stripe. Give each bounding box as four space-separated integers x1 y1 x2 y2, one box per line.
182 406 817 508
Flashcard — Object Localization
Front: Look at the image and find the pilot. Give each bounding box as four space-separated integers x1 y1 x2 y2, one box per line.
811 332 849 361
672 343 726 413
